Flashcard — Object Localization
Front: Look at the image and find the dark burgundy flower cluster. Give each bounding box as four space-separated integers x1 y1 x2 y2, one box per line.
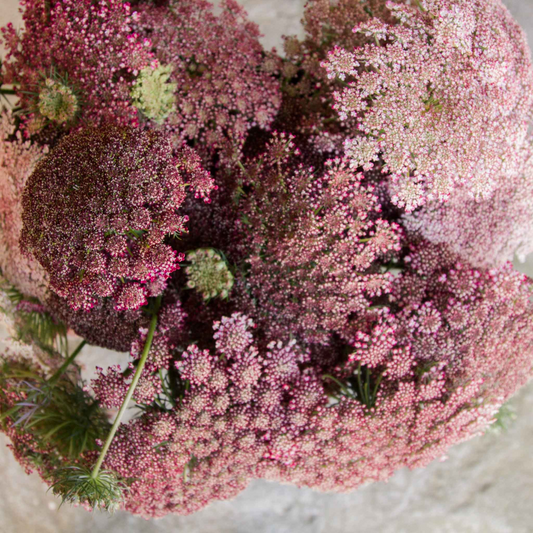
47 294 148 353
21 125 210 311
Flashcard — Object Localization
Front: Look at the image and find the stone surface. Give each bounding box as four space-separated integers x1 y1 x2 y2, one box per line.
1 1 533 532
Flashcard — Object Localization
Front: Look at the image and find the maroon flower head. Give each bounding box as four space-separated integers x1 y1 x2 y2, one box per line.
133 0 281 160
1 0 155 130
21 125 199 311
47 293 149 352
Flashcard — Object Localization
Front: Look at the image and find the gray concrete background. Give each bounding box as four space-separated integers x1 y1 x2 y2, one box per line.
1 1 533 532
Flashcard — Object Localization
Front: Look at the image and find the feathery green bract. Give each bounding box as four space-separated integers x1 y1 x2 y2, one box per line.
0 280 68 354
50 466 126 512
15 308 68 354
0 364 110 459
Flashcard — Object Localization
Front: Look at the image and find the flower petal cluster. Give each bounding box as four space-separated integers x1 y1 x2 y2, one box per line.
88 250 533 516
324 0 533 211
280 0 400 154
0 111 49 301
20 125 201 311
98 313 318 517
239 133 402 344
133 0 281 159
1 0 533 521
0 0 155 130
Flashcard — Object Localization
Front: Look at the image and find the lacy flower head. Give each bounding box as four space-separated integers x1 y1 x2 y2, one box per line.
238 133 402 345
92 312 315 517
261 238 533 493
0 0 155 130
280 0 399 153
323 0 533 211
185 248 234 300
404 139 533 268
133 0 281 160
0 110 49 302
20 125 213 311
86 244 533 516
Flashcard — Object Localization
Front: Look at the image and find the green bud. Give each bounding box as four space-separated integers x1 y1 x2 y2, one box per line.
38 78 79 123
131 64 177 124
185 248 234 301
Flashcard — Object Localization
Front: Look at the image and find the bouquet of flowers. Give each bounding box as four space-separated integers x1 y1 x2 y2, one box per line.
1 0 532 518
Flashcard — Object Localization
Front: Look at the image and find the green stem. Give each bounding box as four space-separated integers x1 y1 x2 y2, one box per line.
356 361 363 401
44 0 52 22
0 88 17 95
48 340 87 386
322 374 354 399
90 305 160 480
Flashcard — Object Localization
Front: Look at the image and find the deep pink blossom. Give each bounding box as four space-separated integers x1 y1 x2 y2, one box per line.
20 125 204 311
133 0 281 160
1 0 155 130
237 133 402 344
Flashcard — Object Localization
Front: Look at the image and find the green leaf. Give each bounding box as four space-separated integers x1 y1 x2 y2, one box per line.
50 466 126 513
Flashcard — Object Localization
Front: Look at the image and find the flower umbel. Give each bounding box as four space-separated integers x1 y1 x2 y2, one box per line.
131 64 177 124
20 125 197 311
37 78 78 124
185 248 234 300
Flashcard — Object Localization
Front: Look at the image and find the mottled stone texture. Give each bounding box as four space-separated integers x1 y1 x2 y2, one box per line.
1 0 533 532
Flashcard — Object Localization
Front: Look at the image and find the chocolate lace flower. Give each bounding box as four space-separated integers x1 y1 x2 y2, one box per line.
21 125 198 311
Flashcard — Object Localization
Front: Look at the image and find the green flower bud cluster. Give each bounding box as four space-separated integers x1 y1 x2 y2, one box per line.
185 248 234 300
131 64 177 124
38 78 79 123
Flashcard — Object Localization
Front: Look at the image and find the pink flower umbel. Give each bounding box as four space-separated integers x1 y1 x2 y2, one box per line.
1 0 533 520
1 0 155 130
323 0 533 211
133 0 281 160
20 125 208 311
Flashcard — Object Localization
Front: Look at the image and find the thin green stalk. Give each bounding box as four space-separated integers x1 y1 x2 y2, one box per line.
0 88 17 95
48 340 87 385
356 361 363 401
322 374 354 399
90 307 159 480
44 0 52 22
